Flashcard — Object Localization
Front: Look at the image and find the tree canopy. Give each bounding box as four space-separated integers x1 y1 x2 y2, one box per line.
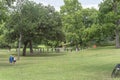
5 0 64 55
0 0 120 56
99 0 120 48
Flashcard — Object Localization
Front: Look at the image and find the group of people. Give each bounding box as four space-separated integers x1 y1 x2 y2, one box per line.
9 55 16 64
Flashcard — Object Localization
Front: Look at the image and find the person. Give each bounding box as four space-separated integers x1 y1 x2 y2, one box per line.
13 56 16 64
9 55 13 64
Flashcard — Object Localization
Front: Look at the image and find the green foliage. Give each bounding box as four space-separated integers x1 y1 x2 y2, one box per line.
5 0 64 48
99 0 120 47
99 0 120 28
79 8 101 46
81 8 98 28
60 0 82 14
1 0 120 49
5 0 15 6
60 0 83 48
0 0 11 48
0 1 8 24
60 0 103 48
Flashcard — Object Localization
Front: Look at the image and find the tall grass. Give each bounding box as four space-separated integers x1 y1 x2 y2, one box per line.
0 46 120 80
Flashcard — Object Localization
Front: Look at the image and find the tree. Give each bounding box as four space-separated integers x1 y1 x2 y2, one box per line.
60 0 83 51
99 0 120 48
80 8 99 46
0 0 12 49
6 0 64 56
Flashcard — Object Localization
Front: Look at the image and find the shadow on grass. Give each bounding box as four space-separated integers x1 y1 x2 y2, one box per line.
89 46 116 50
23 52 67 57
0 62 16 67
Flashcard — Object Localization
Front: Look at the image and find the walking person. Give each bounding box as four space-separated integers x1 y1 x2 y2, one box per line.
9 55 13 64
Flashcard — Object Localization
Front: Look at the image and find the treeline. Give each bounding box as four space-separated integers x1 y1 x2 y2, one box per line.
0 0 119 56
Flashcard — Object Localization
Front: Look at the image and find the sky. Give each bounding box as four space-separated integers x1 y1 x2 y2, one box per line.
31 0 103 11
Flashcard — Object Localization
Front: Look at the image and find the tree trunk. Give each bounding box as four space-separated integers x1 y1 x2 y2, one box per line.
23 41 28 56
29 40 33 54
76 43 79 51
18 33 22 60
113 0 120 48
115 29 120 48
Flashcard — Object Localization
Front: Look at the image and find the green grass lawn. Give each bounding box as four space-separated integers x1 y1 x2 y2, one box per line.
0 46 120 80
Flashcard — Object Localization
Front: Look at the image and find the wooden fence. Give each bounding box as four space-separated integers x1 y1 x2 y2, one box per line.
34 48 74 53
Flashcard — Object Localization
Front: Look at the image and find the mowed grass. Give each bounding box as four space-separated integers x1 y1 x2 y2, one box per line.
0 46 120 80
